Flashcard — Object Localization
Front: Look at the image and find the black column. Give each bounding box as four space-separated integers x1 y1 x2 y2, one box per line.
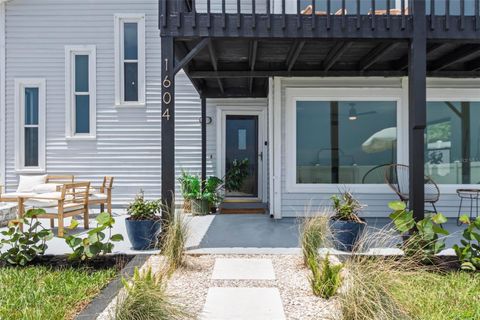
201 97 207 187
408 1 427 221
161 37 175 222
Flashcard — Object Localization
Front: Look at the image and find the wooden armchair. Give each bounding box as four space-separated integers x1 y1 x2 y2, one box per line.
89 176 114 214
23 182 90 237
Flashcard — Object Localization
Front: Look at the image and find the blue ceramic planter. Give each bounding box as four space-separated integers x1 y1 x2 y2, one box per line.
125 219 161 250
329 219 366 252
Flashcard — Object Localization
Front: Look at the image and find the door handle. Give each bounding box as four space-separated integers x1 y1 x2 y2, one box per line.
258 152 263 161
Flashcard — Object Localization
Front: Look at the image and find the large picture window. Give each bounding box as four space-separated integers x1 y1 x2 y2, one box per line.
114 14 145 107
296 100 397 184
15 79 46 172
425 101 480 184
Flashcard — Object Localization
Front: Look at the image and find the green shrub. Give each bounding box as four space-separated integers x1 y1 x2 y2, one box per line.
0 208 53 266
307 254 342 299
65 212 123 261
331 190 365 222
453 215 480 271
161 213 189 273
127 191 162 220
388 201 449 263
114 267 189 320
300 215 330 264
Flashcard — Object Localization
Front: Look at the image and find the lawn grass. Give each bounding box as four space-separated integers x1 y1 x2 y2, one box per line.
0 266 117 320
391 271 480 320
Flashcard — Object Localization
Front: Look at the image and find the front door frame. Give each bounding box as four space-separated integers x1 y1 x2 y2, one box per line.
216 105 267 202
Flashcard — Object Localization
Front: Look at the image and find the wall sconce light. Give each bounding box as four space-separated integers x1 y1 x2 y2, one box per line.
199 116 213 124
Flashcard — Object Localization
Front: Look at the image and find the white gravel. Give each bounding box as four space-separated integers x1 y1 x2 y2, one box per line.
165 254 339 320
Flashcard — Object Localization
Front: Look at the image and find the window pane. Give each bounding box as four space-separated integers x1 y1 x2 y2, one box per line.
25 127 39 167
124 22 138 60
296 101 397 184
75 55 89 93
124 62 138 102
24 87 39 125
75 95 90 134
425 102 480 184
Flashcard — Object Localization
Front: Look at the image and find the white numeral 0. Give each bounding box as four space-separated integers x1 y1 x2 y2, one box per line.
163 92 172 105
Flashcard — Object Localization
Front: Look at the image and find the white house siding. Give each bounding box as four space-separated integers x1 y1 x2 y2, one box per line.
3 0 202 206
274 77 480 218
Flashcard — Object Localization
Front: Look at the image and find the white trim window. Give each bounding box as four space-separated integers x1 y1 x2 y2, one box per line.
15 79 46 173
285 87 404 194
114 13 145 107
65 45 96 139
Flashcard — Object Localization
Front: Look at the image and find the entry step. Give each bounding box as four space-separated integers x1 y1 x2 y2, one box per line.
220 202 268 214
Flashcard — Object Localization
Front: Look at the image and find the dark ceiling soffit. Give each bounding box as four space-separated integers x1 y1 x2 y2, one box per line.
359 42 400 71
322 41 352 71
207 40 225 94
285 40 306 71
430 44 480 71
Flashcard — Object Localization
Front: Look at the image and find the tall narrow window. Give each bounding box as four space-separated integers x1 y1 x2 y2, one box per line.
65 46 96 138
15 79 46 172
115 14 145 106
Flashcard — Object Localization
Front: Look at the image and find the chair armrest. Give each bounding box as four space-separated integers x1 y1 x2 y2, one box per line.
21 194 63 201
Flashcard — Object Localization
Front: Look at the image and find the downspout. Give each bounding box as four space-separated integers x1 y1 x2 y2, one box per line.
0 1 6 187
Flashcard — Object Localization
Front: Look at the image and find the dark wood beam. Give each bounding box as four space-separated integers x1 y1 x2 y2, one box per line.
430 44 480 71
395 43 450 70
207 40 225 94
359 42 399 71
322 41 352 71
249 40 259 93
409 0 426 221
175 42 203 95
161 37 175 222
286 40 306 71
174 38 210 75
201 97 207 187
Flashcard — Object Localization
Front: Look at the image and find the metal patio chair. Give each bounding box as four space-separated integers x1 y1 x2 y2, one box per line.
384 164 440 214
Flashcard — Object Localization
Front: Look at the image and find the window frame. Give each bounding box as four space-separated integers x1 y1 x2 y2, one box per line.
426 87 480 193
285 87 405 194
114 13 145 108
14 78 46 173
65 45 97 139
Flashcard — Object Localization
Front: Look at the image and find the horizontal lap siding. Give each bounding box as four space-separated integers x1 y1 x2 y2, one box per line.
5 0 201 207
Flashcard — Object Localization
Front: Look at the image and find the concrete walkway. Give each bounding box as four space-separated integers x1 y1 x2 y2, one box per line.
201 257 286 320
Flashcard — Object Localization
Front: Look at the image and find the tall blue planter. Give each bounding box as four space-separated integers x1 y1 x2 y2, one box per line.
125 219 162 250
329 220 366 252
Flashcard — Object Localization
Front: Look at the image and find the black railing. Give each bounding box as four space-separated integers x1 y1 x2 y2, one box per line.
160 0 480 36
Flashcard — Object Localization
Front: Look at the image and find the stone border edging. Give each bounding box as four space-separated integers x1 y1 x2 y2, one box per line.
75 254 150 320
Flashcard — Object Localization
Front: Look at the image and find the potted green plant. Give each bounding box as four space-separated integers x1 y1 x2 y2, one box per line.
204 176 224 213
330 190 366 252
178 170 196 213
125 191 162 250
225 159 249 193
185 175 223 215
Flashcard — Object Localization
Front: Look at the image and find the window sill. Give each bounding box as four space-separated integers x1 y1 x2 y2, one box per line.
66 135 97 141
114 102 146 108
15 168 46 174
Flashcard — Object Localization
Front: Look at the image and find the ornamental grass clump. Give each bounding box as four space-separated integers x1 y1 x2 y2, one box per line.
161 213 189 273
339 226 418 320
114 267 189 320
300 214 331 265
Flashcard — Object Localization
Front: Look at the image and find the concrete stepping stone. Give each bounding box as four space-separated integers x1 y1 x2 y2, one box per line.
211 258 275 280
201 287 286 320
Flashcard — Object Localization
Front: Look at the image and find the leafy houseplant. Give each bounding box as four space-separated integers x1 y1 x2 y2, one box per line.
181 174 223 215
65 212 123 261
0 208 53 266
453 215 480 271
225 159 249 192
125 191 162 250
329 191 366 251
388 201 449 263
178 170 196 213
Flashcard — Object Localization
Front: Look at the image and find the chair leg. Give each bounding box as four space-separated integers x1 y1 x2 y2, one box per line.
431 202 438 214
100 204 105 213
457 197 464 226
107 200 112 215
58 218 64 238
84 207 90 230
50 219 55 228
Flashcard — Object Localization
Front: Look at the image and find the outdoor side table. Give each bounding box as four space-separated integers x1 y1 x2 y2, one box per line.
456 189 480 226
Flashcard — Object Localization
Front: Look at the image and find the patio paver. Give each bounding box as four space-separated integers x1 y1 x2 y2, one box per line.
201 287 286 320
211 258 276 280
